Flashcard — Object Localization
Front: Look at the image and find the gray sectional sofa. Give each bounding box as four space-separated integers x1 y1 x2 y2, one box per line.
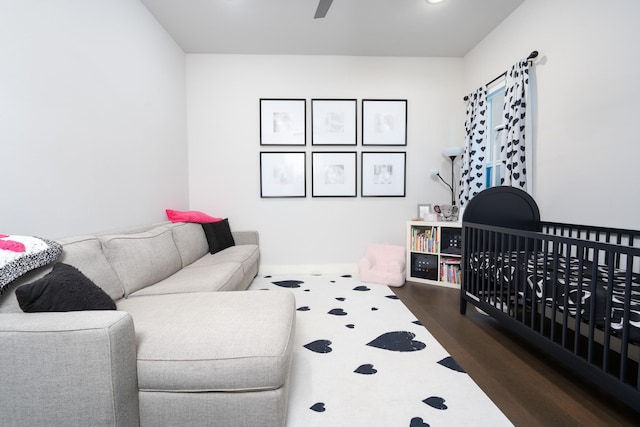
0 222 296 427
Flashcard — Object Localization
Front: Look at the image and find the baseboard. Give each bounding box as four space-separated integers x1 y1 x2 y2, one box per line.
258 264 358 276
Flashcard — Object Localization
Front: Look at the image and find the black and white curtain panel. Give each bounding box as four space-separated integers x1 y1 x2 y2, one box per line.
500 59 531 192
459 87 487 208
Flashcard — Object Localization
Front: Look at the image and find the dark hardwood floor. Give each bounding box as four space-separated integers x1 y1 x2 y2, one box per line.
392 281 639 427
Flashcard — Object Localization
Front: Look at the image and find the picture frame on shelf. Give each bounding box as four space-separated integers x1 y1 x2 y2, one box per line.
260 99 306 146
362 99 407 146
361 151 406 197
311 151 357 197
417 204 432 221
260 152 306 198
311 99 357 146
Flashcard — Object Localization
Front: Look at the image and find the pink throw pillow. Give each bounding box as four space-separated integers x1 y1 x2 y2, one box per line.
166 209 223 224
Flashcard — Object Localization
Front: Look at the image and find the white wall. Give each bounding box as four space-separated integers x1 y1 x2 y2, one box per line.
0 0 189 237
464 0 640 229
187 55 464 272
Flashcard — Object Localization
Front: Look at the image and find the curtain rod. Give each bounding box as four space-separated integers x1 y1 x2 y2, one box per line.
463 50 538 101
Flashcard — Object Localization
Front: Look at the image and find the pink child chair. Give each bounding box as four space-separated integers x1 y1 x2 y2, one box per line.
358 243 406 287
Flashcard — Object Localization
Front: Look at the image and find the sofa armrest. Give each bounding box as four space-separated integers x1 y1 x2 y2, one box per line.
232 230 259 246
0 311 140 427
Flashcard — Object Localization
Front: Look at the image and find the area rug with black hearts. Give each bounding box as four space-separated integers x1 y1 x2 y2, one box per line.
248 274 513 427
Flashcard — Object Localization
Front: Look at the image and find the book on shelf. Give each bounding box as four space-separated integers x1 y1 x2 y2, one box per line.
440 259 462 284
411 226 439 253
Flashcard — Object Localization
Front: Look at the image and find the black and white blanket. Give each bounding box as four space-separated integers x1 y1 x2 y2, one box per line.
469 251 640 343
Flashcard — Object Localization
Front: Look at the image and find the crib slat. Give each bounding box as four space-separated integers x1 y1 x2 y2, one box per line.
602 251 615 372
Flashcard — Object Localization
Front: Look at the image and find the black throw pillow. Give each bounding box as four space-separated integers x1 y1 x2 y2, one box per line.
15 263 116 312
202 219 235 254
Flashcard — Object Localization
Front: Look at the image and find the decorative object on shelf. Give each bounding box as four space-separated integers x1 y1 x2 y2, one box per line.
417 204 432 221
311 99 357 146
433 204 459 222
311 151 357 197
260 99 306 146
431 146 463 205
259 152 306 198
362 99 407 146
361 152 406 197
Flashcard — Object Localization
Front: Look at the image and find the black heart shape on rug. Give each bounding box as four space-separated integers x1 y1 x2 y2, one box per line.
304 289 310 292
371 307 378 311
304 340 333 353
263 275 272 278
341 274 352 278
367 331 426 352
272 280 303 288
345 324 355 329
310 402 326 412
354 364 377 375
385 295 399 300
330 280 336 283
410 417 430 427
328 308 347 316
353 285 370 291
423 396 447 410
297 306 310 311
335 297 346 301
412 320 423 326
437 356 465 372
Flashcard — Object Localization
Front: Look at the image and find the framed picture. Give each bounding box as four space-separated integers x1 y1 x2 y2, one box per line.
260 152 306 198
361 152 406 197
362 99 407 146
312 152 357 197
260 99 306 146
311 99 357 146
417 204 432 221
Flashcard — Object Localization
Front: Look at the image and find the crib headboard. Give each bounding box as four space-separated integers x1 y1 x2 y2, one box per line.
462 186 541 232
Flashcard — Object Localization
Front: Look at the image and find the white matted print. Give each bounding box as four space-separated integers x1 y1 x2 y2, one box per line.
361 152 406 197
362 99 407 146
311 99 357 146
312 152 357 197
260 99 306 146
260 152 306 197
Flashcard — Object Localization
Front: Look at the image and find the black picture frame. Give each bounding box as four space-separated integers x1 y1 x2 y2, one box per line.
311 151 357 197
362 99 407 146
260 99 306 146
311 99 357 146
260 152 306 198
361 151 406 197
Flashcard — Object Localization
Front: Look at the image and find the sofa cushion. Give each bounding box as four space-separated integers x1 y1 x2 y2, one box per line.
16 263 116 312
117 291 295 393
168 223 208 267
202 219 235 254
189 245 259 276
128 262 244 296
101 226 182 296
58 235 126 301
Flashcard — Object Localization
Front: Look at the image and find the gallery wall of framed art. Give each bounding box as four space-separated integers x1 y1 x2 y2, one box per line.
258 98 407 198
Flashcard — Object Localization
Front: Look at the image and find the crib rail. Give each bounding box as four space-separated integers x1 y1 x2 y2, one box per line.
461 221 640 412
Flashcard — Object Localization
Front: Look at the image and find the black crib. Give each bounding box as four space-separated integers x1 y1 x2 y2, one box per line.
460 186 640 412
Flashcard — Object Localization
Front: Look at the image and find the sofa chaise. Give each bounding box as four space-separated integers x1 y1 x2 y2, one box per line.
0 221 296 427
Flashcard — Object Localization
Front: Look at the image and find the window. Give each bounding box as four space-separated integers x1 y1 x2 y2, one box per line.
485 83 505 189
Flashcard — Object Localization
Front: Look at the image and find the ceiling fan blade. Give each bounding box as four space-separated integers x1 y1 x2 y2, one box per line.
314 0 334 19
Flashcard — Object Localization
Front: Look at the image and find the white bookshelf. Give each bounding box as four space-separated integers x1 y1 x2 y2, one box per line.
406 220 462 288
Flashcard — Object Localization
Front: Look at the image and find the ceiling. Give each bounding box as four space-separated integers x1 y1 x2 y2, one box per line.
139 0 525 57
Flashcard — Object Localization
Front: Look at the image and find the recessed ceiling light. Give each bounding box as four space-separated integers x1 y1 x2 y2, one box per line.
425 0 447 4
